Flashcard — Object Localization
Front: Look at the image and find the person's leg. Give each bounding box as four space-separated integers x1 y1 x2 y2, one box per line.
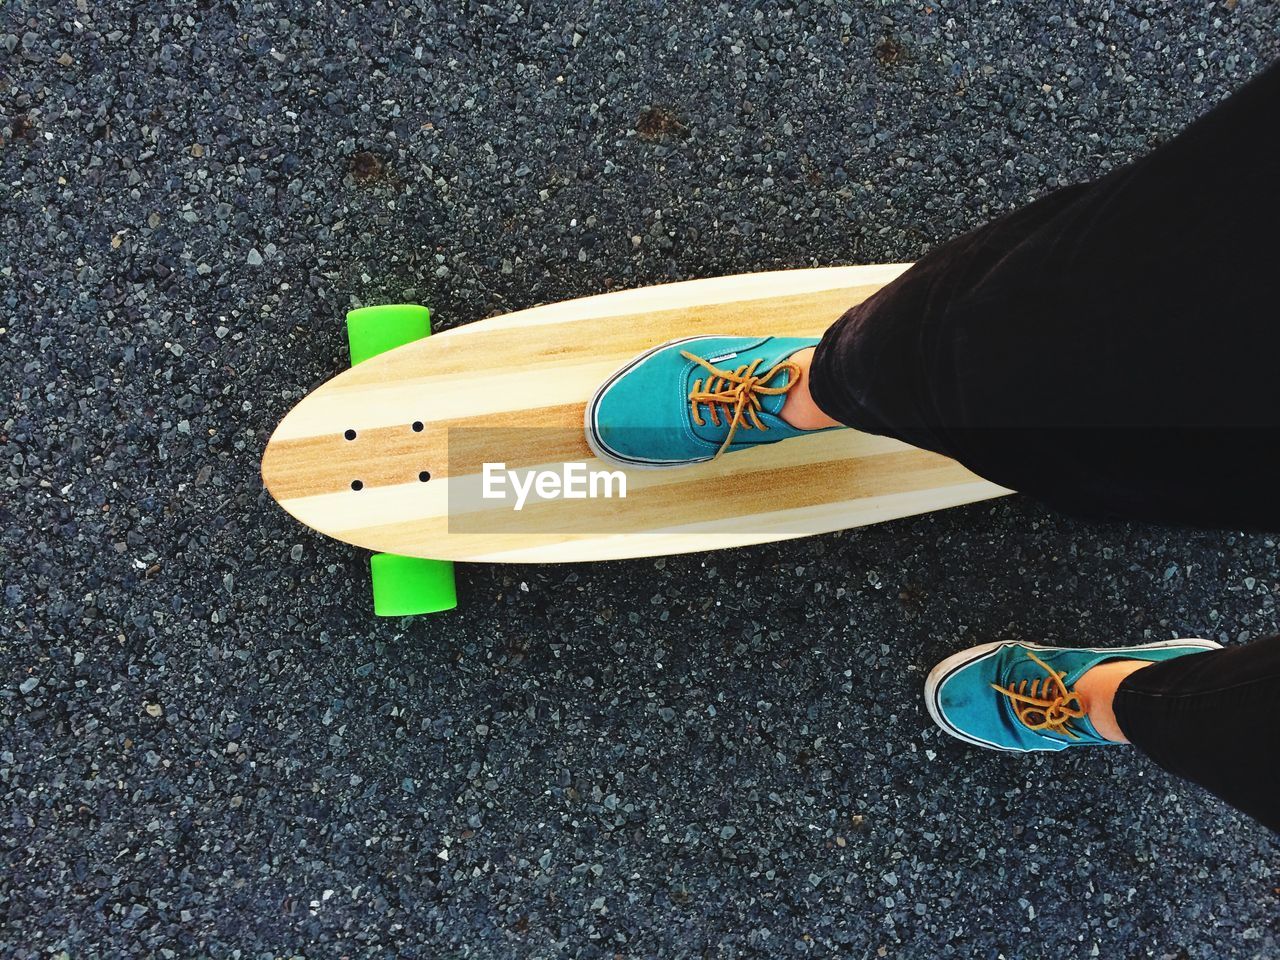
808 58 1280 529
1069 658 1153 744
1111 633 1280 833
590 61 1280 493
925 635 1280 833
804 177 1096 455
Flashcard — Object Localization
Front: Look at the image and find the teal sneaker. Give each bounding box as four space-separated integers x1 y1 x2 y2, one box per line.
925 638 1221 752
586 335 839 468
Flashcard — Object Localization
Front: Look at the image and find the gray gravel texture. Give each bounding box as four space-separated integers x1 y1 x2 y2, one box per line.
3 1 1280 957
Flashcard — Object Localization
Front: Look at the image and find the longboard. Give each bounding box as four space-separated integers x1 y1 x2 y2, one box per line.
261 265 1012 566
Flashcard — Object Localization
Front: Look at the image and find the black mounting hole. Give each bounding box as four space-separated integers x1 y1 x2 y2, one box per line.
418 470 431 483
350 479 364 491
412 421 424 433
344 428 357 441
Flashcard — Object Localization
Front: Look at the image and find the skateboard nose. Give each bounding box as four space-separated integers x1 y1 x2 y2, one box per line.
262 401 440 504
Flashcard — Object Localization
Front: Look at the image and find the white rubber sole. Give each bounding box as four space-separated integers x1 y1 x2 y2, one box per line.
923 637 1224 753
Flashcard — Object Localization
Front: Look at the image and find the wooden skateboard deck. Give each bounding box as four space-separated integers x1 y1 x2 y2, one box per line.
261 265 1012 563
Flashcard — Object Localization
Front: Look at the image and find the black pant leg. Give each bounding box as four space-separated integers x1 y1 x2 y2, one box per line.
809 57 1280 530
1111 635 1280 833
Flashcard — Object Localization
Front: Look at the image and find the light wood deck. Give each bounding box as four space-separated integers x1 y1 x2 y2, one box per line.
261 265 1011 562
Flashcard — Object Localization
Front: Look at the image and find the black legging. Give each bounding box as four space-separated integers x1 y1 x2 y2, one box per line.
808 58 1280 832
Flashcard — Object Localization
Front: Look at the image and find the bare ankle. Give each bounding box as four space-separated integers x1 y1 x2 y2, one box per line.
1074 659 1153 743
779 348 844 430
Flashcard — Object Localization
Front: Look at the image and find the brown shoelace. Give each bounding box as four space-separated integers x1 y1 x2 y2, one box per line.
682 350 801 459
991 650 1088 739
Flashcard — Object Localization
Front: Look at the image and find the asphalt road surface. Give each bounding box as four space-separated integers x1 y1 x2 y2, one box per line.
3 1 1278 957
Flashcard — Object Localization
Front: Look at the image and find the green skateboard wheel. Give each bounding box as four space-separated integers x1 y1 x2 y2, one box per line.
346 304 431 366
369 553 457 616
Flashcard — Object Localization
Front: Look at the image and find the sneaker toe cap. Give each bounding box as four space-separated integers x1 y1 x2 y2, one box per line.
933 668 1052 752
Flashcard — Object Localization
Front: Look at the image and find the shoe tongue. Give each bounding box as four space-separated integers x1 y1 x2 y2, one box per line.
703 341 797 418
1005 647 1114 747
